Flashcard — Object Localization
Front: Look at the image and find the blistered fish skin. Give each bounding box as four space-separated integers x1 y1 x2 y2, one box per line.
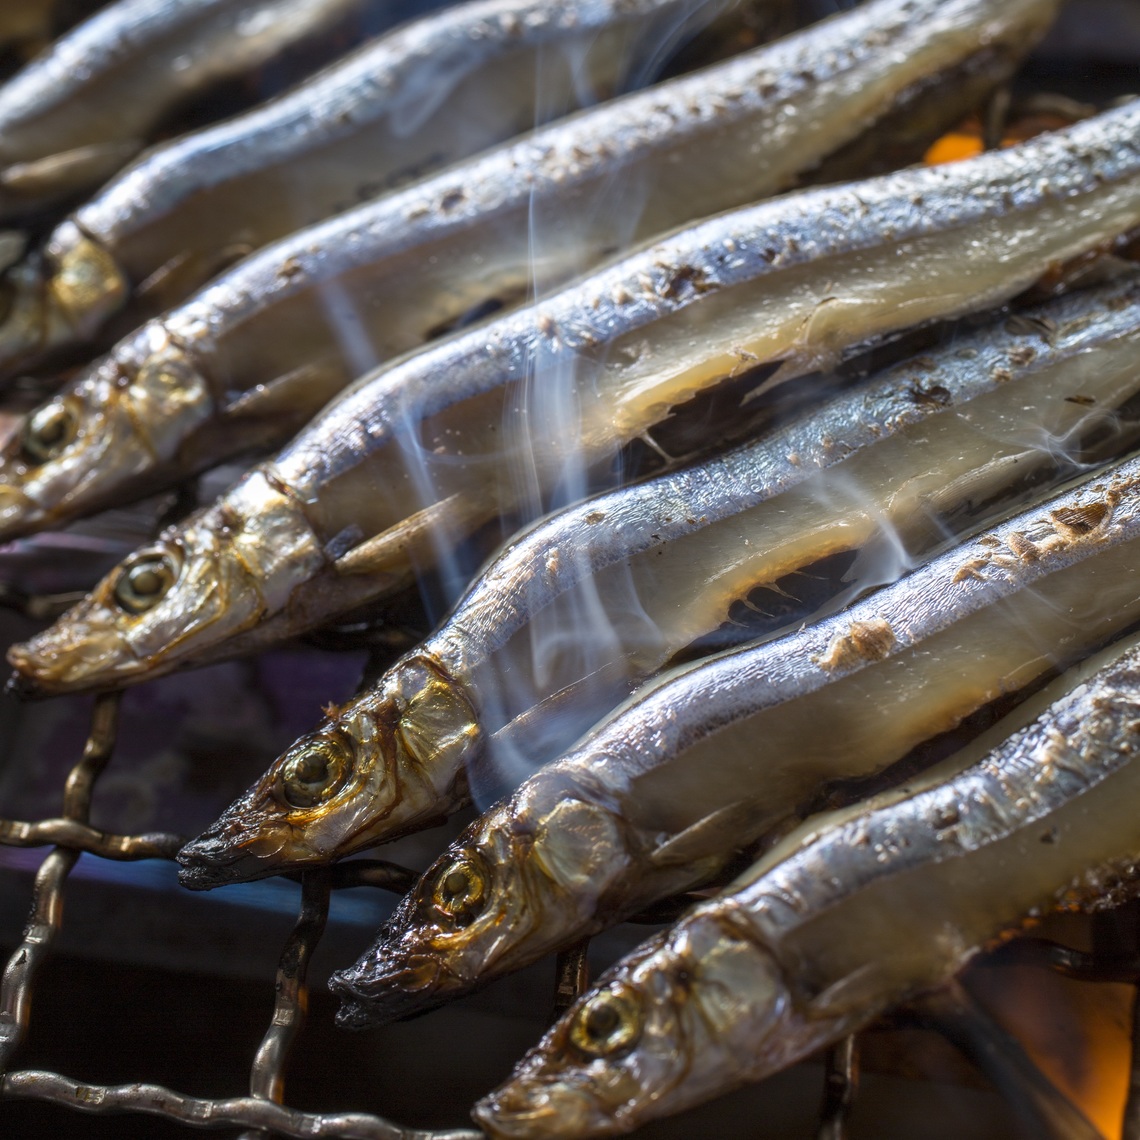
11 97 1139 698
476 636 1140 1137
328 450 1140 1024
0 0 1059 528
175 276 1140 891
0 0 745 375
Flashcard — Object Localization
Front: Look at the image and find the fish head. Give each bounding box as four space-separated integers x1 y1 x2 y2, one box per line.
475 908 789 1138
176 654 483 889
330 785 630 1025
7 468 325 694
0 222 127 373
0 325 214 541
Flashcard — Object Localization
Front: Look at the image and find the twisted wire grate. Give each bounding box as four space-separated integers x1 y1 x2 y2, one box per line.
0 588 1135 1140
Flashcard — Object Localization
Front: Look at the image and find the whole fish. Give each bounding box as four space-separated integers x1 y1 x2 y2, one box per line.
10 98 1138 699
0 0 759 374
0 0 1059 522
474 632 1140 1138
175 277 1140 890
327 451 1140 1024
0 0 396 223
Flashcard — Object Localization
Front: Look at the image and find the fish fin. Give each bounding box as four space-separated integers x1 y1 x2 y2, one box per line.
334 494 473 576
222 360 344 422
649 801 759 868
0 142 140 198
806 962 883 1018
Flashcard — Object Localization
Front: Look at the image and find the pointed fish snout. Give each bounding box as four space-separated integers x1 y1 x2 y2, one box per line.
176 814 288 890
175 835 242 891
472 1083 601 1140
329 951 450 1027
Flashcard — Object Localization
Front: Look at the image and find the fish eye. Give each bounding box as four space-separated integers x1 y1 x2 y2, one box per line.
280 737 351 809
22 398 79 463
113 551 178 613
569 984 642 1058
432 855 488 926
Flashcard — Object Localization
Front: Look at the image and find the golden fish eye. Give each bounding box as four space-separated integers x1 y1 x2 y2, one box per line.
280 738 351 809
22 399 79 463
569 984 642 1058
113 552 178 613
432 855 488 924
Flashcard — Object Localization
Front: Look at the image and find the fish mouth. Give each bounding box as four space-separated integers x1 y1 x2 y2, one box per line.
329 951 454 1028
176 840 263 891
7 620 140 696
473 1077 613 1139
176 822 295 891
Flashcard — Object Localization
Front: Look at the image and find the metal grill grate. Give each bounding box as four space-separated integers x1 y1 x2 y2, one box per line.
0 591 1137 1140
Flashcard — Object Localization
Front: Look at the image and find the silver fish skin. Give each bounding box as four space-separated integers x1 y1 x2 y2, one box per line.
0 0 1059 528
0 0 749 372
0 0 388 223
9 95 1136 698
327 449 1140 1025
174 277 1140 891
475 632 1140 1138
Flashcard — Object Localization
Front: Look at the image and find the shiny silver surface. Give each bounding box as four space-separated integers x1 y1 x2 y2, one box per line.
174 276 1140 890
328 448 1140 1024
477 633 1140 1137
0 0 1052 533
9 99 1136 697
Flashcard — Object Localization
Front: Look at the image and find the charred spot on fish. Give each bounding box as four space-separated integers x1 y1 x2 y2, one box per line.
439 188 466 212
113 550 179 613
279 735 351 810
277 256 304 282
658 264 711 302
569 983 642 1058
907 382 952 409
1050 501 1110 538
930 804 960 831
213 503 243 539
814 619 897 674
22 397 80 463
1065 394 1097 406
431 854 488 925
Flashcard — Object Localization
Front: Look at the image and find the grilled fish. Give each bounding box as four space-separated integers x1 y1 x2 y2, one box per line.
174 277 1140 890
0 0 397 224
10 98 1138 698
0 0 1058 518
0 0 760 374
327 451 1140 1023
474 631 1140 1138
